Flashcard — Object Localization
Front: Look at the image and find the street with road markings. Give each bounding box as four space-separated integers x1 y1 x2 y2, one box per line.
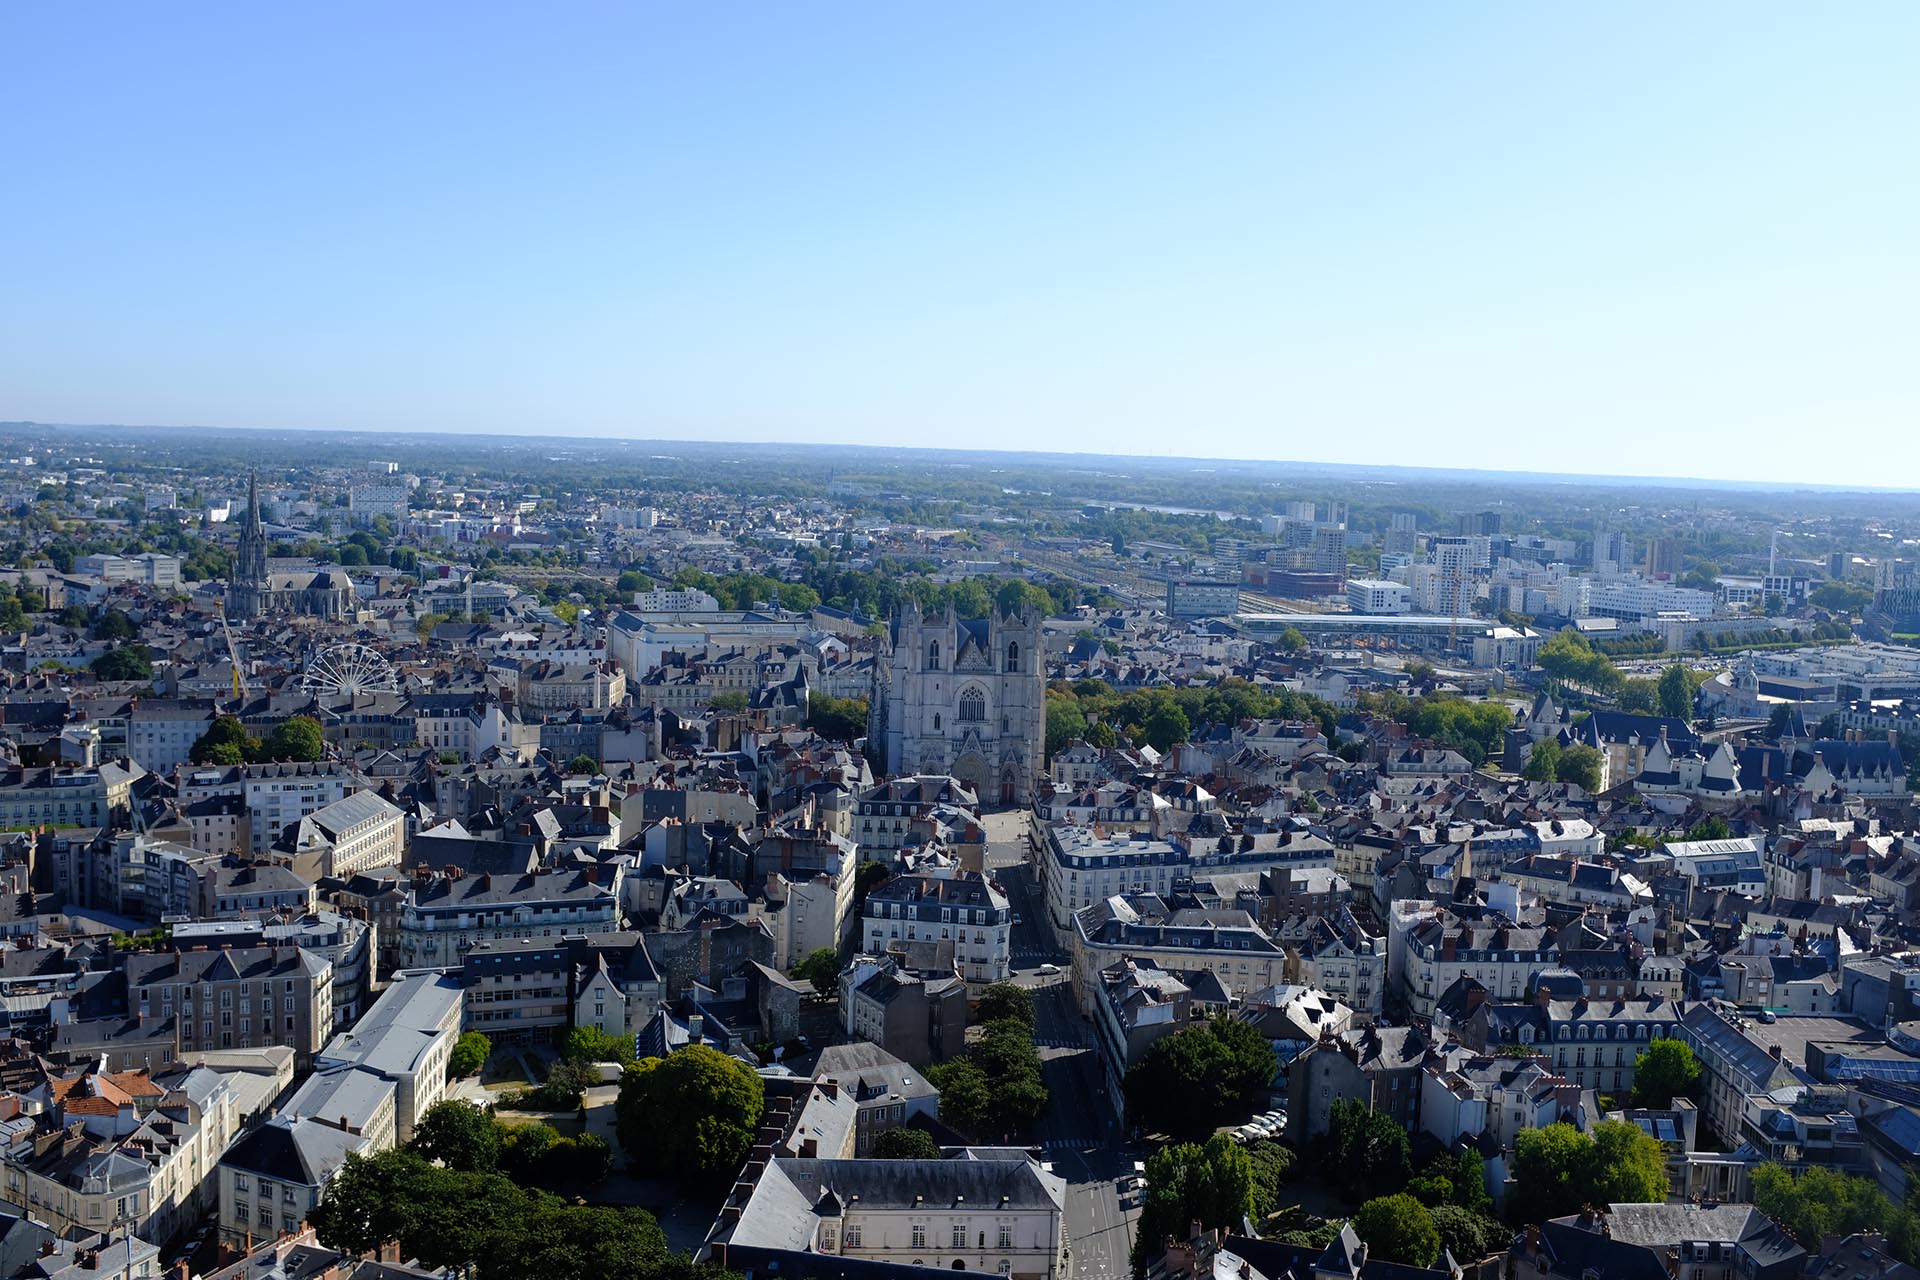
982 813 1141 1280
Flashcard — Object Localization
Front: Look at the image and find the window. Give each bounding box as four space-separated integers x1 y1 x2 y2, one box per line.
959 689 985 722
933 714 942 731
999 1227 1012 1249
952 1225 966 1248
927 641 941 671
844 1227 861 1249
821 1226 837 1252
913 1226 926 1249
1006 641 1019 672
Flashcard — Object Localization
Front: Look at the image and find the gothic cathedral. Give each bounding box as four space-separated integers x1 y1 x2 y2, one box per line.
870 603 1044 805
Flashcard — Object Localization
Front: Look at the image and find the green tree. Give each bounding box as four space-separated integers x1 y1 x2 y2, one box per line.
924 1057 992 1133
1044 693 1088 759
1750 1164 1920 1259
708 690 749 714
1555 743 1605 791
616 570 652 594
94 608 137 641
1353 1194 1440 1269
804 692 868 742
449 1030 492 1078
1325 1099 1412 1200
1521 738 1561 782
974 983 1036 1029
260 715 325 762
563 1025 636 1066
1587 1117 1672 1206
567 753 600 774
1631 1038 1702 1108
410 1100 500 1172
1277 626 1307 655
1658 663 1701 721
1125 1018 1277 1140
486 1203 672 1280
851 860 890 912
1616 677 1659 714
1246 1140 1295 1219
616 1046 766 1182
91 645 152 682
309 1148 427 1258
190 715 255 766
1767 703 1794 741
792 947 841 995
1685 816 1731 842
499 1121 561 1182
1420 1149 1491 1212
1511 1120 1668 1224
1142 700 1192 751
1133 1136 1257 1273
871 1127 941 1159
1429 1205 1506 1262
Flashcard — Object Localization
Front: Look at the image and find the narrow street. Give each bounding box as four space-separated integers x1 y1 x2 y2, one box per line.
983 811 1140 1280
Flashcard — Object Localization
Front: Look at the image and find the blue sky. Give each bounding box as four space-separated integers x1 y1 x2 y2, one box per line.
2 4 1913 484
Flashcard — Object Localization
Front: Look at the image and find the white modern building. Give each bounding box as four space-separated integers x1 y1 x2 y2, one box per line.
1346 579 1412 615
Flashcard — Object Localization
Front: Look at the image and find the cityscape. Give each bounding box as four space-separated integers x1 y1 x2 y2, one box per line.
0 425 1902 1280
3 5 1917 1280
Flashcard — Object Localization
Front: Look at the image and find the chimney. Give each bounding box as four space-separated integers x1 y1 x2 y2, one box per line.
1769 1044 1782 1060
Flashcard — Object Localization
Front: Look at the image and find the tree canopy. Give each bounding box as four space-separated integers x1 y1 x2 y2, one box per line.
1124 1017 1277 1140
448 1031 491 1079
1630 1038 1702 1108
973 983 1035 1029
1133 1136 1256 1274
792 947 841 995
310 1148 717 1280
871 1127 941 1159
411 1100 500 1173
91 645 153 682
926 1016 1049 1138
616 1046 765 1183
1510 1121 1668 1224
1353 1194 1440 1269
1750 1164 1920 1263
1324 1099 1412 1200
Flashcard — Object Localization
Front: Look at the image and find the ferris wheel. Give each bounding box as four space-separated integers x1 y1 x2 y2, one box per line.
300 643 400 697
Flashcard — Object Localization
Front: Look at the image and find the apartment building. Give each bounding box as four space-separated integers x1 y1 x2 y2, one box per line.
395 866 621 968
862 872 1011 984
128 944 333 1065
268 790 405 879
714 1154 1067 1280
312 969 462 1144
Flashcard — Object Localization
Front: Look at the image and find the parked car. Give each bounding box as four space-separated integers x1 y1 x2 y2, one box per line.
1038 962 1061 975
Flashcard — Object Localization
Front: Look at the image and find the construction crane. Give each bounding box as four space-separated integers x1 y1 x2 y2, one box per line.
217 603 248 704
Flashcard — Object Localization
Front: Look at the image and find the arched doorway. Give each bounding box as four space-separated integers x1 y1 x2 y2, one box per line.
951 751 989 797
999 765 1019 806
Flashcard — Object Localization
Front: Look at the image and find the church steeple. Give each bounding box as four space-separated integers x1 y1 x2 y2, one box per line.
232 470 269 618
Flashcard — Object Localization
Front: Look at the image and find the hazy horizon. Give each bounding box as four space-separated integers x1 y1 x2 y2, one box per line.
10 417 1917 497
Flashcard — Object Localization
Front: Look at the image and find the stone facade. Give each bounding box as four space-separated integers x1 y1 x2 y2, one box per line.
870 604 1044 806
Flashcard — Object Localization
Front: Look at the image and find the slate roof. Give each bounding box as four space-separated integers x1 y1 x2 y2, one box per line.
219 1115 367 1186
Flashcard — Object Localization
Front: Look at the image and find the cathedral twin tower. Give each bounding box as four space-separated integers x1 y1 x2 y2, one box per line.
869 602 1045 806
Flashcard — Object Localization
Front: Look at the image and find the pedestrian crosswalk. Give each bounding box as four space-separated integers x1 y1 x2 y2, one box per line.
1035 1036 1087 1049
